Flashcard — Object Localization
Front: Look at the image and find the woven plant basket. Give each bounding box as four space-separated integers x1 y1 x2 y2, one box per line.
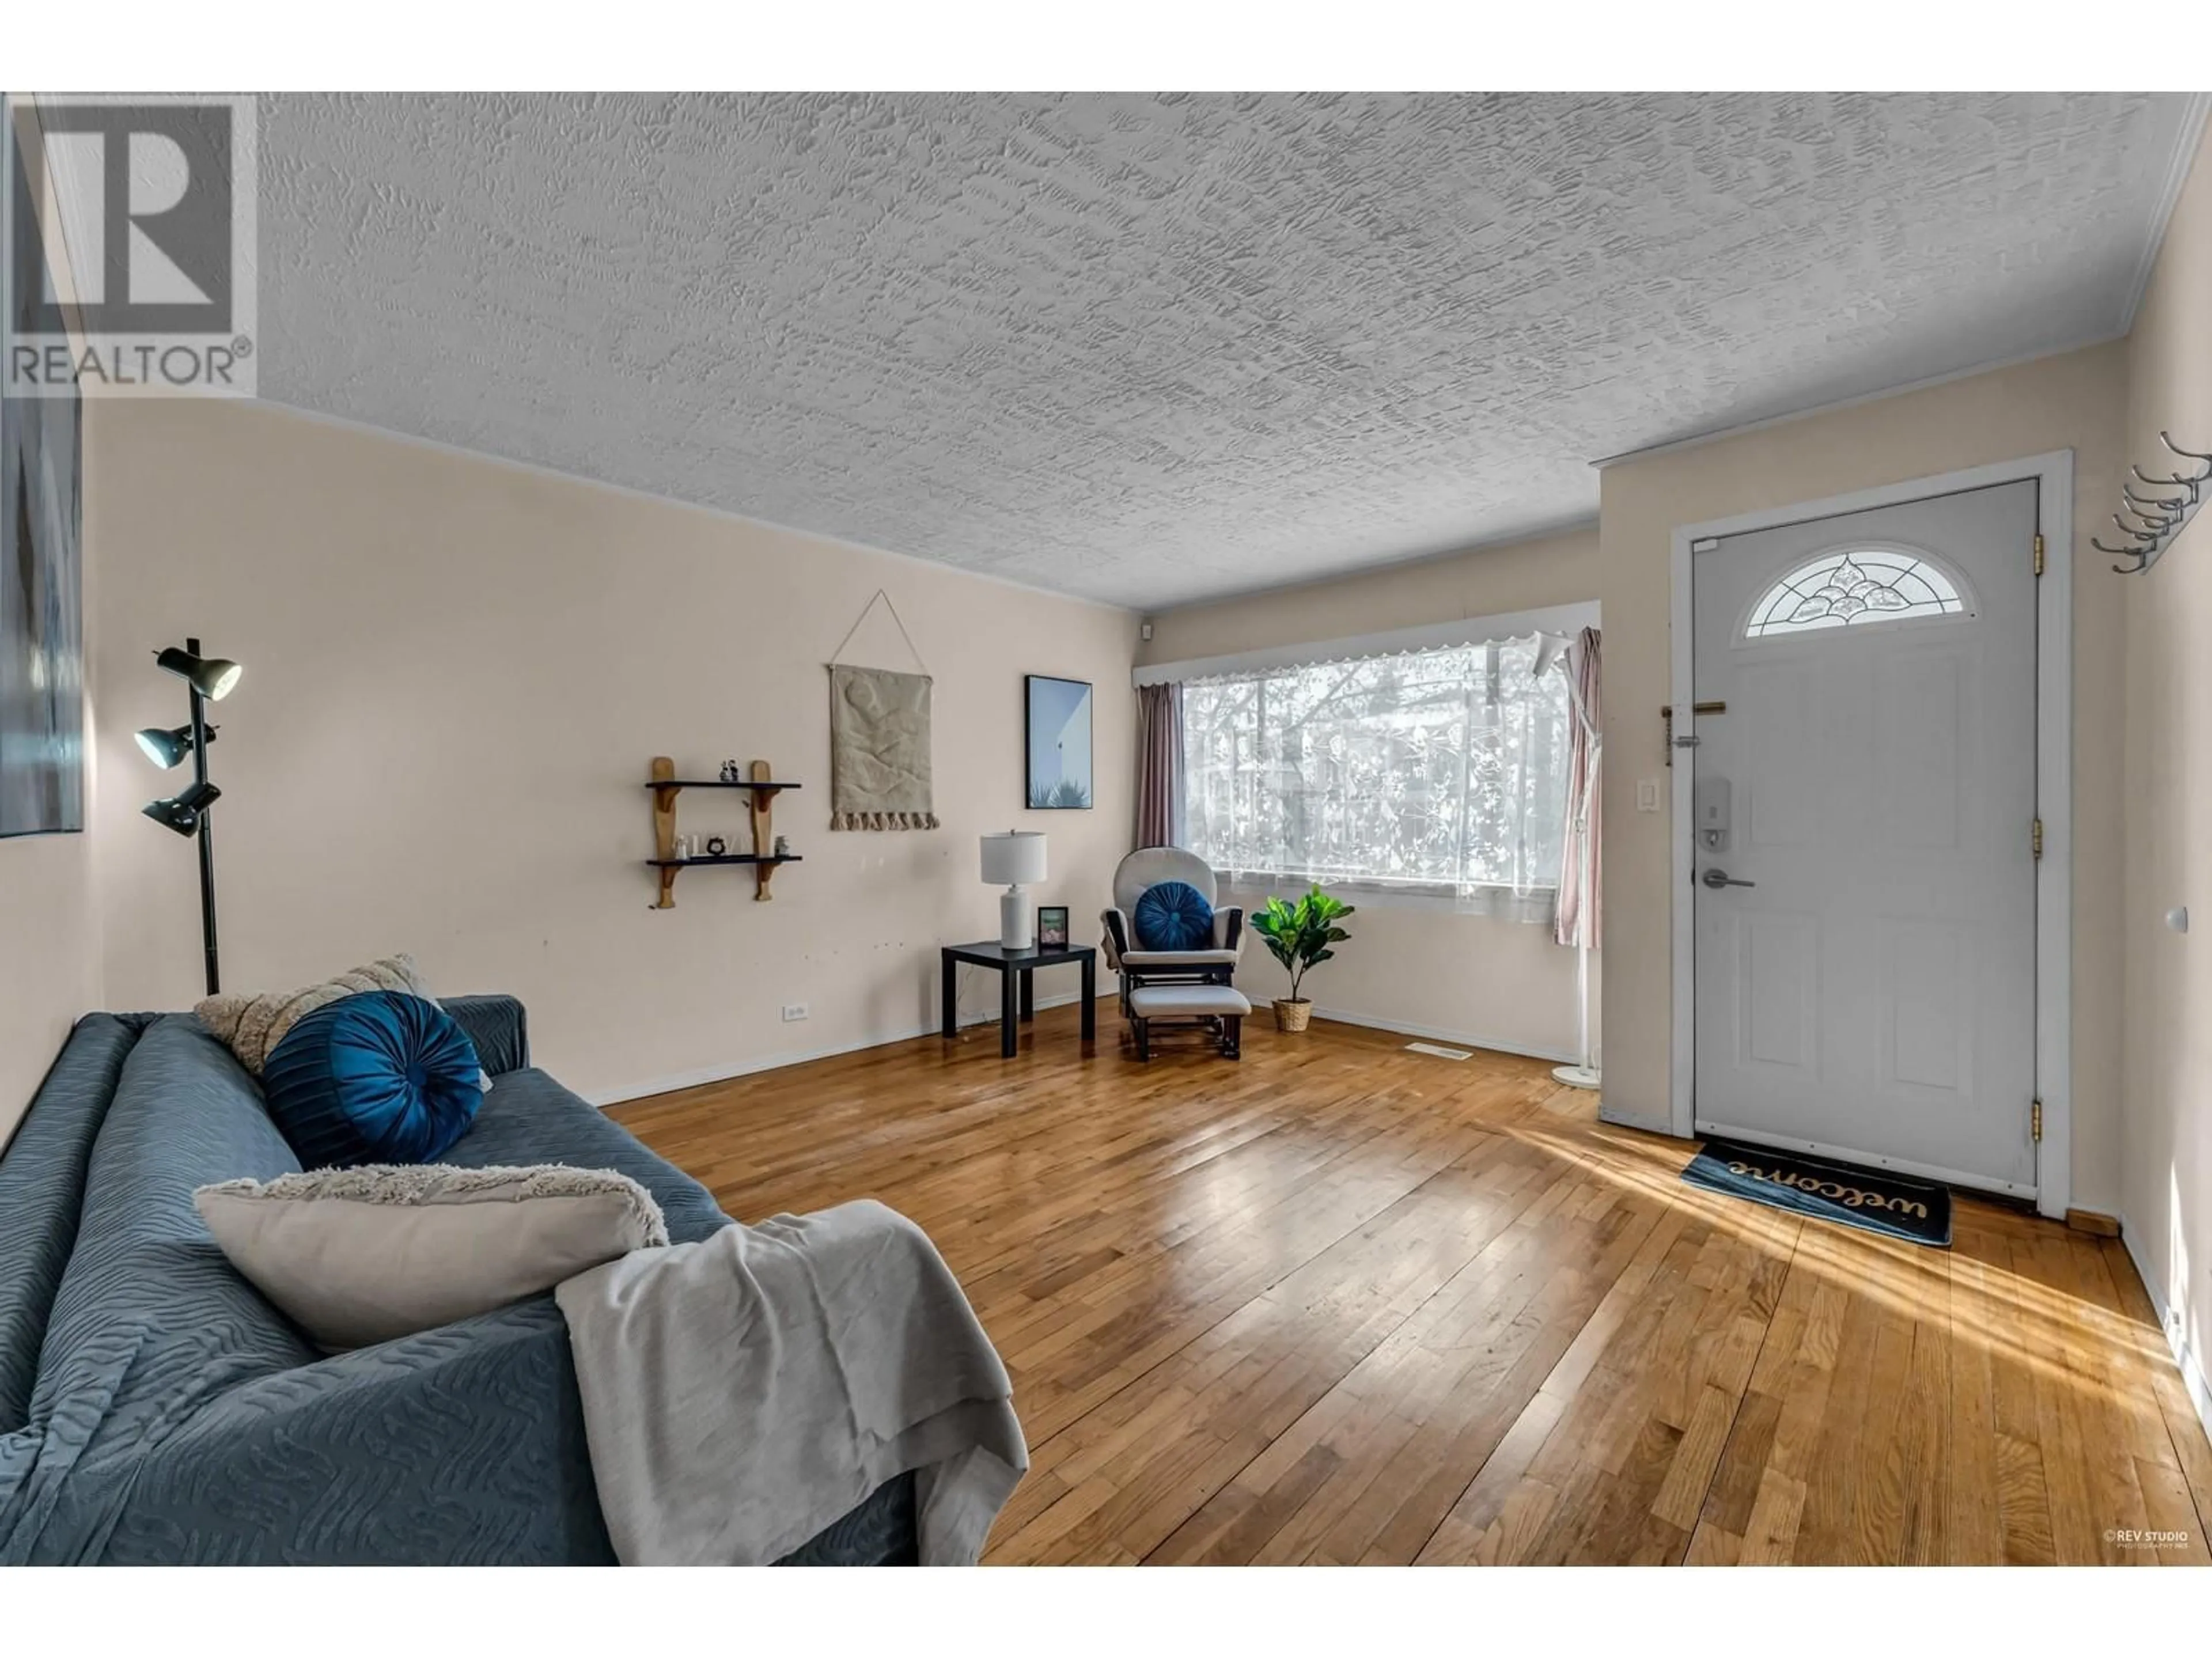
1274 998 1313 1033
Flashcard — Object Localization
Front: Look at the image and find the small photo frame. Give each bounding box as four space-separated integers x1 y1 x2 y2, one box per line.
1036 905 1071 949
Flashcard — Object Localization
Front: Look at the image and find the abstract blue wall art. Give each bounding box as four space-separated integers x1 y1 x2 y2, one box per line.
1025 675 1093 810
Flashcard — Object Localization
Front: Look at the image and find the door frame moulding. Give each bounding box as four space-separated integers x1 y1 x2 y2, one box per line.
1665 449 2074 1219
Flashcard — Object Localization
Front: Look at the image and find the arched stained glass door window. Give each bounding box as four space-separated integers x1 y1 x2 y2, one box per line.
1743 548 1971 639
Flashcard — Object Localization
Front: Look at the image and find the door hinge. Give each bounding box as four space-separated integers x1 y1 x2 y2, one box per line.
2032 817 2044 860
2031 1099 2044 1143
2033 533 2046 577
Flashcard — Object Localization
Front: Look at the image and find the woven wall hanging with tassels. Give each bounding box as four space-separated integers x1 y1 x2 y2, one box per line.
826 591 938 831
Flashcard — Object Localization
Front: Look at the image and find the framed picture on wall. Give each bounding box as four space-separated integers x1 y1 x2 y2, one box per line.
0 118 85 838
1036 905 1071 949
1025 675 1093 810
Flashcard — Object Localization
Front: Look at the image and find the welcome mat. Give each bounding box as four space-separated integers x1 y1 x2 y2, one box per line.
1682 1139 1952 1248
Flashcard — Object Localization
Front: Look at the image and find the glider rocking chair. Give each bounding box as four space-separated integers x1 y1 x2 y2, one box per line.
1100 848 1251 1058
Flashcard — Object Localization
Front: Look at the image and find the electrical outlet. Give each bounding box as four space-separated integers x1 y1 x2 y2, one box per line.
781 1003 809 1022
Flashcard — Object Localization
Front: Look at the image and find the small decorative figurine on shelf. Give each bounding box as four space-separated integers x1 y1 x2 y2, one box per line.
719 759 741 783
704 835 727 857
774 834 791 857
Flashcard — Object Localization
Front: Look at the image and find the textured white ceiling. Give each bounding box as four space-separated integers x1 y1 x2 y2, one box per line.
256 92 2199 609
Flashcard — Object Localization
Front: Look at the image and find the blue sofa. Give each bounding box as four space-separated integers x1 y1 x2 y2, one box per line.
0 998 916 1565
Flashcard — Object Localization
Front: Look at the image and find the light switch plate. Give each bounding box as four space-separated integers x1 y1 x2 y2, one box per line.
1636 779 1661 812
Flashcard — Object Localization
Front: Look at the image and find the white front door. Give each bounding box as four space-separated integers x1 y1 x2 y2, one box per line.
1691 480 2040 1196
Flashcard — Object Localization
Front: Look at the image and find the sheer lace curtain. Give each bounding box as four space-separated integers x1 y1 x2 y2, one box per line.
1180 636 1571 922
1553 627 1601 949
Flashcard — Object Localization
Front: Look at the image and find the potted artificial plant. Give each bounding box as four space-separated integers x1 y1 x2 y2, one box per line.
1249 884 1354 1032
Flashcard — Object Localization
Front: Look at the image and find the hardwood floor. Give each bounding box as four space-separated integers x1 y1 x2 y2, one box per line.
611 1005 2212 1565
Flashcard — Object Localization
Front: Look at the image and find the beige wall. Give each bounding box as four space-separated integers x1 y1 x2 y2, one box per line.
1140 527 1602 1060
1140 525 1599 665
86 399 1138 1104
1597 342 2129 1213
2120 122 2212 1413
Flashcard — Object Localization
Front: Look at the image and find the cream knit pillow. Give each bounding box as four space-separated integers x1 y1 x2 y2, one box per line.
195 1164 669 1350
195 953 436 1075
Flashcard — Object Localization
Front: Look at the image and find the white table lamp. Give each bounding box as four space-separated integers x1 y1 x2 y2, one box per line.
980 830 1047 949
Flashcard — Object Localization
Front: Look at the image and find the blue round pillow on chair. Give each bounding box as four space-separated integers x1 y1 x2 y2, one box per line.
1134 880 1215 953
263 990 484 1168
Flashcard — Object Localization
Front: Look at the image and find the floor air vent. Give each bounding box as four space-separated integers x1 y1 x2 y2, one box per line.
1404 1041 1474 1061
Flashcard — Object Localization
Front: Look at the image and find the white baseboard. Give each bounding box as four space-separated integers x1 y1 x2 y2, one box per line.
1305 1004 1578 1066
2122 1225 2212 1455
594 994 1581 1107
588 991 1105 1108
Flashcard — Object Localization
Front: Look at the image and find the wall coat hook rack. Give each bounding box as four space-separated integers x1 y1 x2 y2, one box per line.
2096 431 2212 574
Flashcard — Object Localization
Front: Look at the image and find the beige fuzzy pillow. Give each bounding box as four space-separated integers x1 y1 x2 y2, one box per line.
196 953 436 1075
195 1164 669 1350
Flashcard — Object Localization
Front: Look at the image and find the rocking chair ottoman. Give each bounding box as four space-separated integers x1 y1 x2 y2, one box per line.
1127 984 1251 1060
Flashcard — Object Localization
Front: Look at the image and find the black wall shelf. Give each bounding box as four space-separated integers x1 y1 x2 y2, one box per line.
646 854 804 869
643 779 803 791
648 755 798 906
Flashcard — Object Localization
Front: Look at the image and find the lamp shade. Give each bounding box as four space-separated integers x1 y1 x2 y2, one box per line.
135 722 216 769
142 779 221 837
155 645 244 702
980 831 1047 887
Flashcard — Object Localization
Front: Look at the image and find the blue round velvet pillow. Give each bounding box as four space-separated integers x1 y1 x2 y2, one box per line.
263 990 483 1168
1133 880 1215 952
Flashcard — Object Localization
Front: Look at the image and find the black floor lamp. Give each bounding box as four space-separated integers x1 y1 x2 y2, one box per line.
138 639 244 995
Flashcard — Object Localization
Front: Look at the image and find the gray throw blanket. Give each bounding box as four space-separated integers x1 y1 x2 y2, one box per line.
554 1200 1026 1565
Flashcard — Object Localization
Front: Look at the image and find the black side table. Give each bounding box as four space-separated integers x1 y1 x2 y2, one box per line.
940 940 1098 1058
